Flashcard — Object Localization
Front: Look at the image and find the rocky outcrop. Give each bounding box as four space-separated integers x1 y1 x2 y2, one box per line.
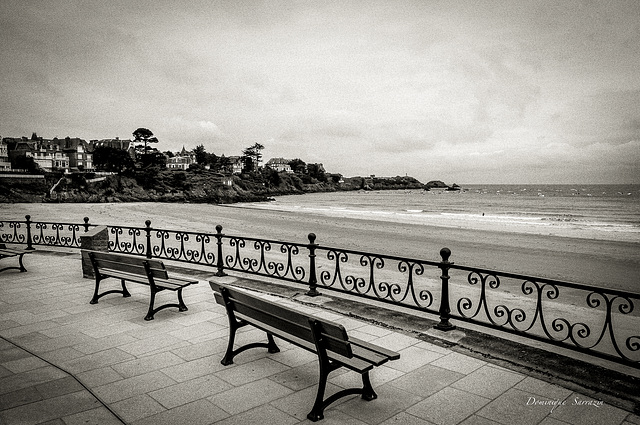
1 169 427 203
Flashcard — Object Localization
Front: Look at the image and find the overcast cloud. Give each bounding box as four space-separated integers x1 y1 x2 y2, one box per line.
1 0 639 183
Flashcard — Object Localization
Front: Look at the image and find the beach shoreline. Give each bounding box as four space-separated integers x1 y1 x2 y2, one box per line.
1 201 639 292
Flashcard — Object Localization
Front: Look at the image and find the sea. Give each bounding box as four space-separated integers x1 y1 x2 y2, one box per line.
235 184 640 243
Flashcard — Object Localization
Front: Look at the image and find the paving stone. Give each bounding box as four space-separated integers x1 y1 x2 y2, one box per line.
549 391 629 425
514 376 573 400
459 415 503 425
0 390 102 425
73 333 139 355
160 354 227 382
475 387 555 425
625 413 640 424
130 399 229 425
269 382 346 420
451 365 525 399
2 355 49 373
357 324 395 338
62 406 124 425
111 351 185 378
406 387 491 425
93 370 177 404
336 383 425 425
209 377 293 415
149 374 233 409
388 364 465 398
211 404 299 425
112 394 166 423
35 376 85 399
215 357 290 386
40 346 86 364
268 344 318 368
379 411 438 425
76 366 124 388
430 351 486 374
0 364 13 378
0 346 32 362
61 347 136 374
388 345 444 373
266 361 320 391
0 386 43 410
370 332 420 352
170 337 229 361
0 366 68 395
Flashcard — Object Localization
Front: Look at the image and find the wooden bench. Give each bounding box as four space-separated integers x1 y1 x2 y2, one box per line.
88 251 198 321
0 244 30 273
210 282 400 422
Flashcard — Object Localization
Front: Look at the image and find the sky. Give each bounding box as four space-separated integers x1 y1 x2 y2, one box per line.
1 0 639 184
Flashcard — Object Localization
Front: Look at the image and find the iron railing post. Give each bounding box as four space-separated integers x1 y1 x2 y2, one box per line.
215 225 227 277
435 247 456 331
83 217 90 232
306 233 320 296
145 220 152 259
25 215 35 250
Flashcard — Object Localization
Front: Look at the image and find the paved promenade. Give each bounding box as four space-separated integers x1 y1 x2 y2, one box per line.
1 250 638 425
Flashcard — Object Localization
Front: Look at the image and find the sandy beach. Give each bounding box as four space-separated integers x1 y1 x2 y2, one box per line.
1 201 639 293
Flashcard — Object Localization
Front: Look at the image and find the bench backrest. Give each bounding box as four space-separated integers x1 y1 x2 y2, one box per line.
211 283 353 358
88 251 169 280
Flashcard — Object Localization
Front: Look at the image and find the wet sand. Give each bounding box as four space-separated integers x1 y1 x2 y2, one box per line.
2 202 639 292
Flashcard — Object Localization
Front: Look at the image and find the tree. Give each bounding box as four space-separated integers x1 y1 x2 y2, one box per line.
132 128 158 154
288 158 306 174
242 143 265 172
193 144 207 165
12 154 40 173
140 151 167 168
93 146 134 174
217 155 231 174
307 163 327 182
31 132 39 141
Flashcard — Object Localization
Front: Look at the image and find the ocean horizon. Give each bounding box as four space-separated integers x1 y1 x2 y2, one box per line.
232 183 640 243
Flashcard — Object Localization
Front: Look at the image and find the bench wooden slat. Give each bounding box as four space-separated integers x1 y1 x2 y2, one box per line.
214 286 349 340
98 268 192 290
233 311 375 373
215 292 352 358
91 256 168 280
350 337 402 361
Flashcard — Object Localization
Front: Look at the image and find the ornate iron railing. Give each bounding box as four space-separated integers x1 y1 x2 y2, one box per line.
0 216 93 249
1 215 638 369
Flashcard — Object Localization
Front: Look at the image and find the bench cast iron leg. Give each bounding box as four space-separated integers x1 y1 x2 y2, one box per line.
267 333 280 353
361 371 377 401
90 279 101 304
307 359 330 422
18 254 27 272
145 288 158 321
177 288 188 312
121 279 131 297
221 319 239 365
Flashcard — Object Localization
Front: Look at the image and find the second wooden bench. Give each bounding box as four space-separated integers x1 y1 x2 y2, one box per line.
88 251 198 321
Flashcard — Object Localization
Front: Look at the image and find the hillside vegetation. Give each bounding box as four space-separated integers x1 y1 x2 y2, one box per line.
0 168 425 203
